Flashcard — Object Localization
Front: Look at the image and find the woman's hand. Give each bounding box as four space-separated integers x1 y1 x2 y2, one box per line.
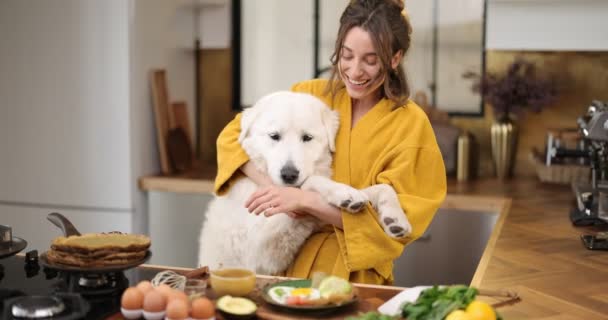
245 185 344 228
245 186 314 217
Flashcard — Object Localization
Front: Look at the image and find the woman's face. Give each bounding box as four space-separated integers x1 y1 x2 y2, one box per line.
338 27 385 101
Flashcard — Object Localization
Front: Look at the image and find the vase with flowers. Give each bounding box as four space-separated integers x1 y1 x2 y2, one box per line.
463 58 557 179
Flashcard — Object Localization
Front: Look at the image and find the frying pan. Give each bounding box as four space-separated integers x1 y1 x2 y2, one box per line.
42 212 151 273
47 212 81 237
39 251 151 273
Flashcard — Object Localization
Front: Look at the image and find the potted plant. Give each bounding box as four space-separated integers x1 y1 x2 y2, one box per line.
463 58 557 179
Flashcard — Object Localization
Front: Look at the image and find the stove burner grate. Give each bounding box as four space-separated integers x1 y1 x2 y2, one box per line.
2 293 89 320
56 271 129 297
11 295 65 318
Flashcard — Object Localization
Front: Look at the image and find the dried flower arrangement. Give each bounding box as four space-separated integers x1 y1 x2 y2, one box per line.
463 58 558 120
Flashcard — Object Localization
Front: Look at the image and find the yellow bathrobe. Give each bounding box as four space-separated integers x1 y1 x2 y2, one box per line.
214 79 446 285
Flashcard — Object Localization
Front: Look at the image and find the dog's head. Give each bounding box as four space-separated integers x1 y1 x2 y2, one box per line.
238 91 339 187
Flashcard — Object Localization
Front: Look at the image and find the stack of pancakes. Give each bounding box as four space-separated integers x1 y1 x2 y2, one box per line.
47 233 151 268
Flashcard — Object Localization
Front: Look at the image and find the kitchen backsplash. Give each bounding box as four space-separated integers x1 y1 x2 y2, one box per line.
452 50 608 178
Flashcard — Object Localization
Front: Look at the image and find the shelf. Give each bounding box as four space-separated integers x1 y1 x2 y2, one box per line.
138 163 216 194
182 0 228 10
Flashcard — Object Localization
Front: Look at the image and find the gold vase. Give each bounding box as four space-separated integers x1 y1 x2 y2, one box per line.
491 118 518 180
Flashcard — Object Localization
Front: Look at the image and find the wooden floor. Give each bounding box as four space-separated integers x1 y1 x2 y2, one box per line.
449 178 608 320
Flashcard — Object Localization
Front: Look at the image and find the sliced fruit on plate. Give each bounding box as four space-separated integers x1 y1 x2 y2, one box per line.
318 275 354 302
216 295 257 319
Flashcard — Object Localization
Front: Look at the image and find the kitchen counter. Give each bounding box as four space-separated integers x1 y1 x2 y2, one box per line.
449 178 608 319
104 264 406 320
139 164 216 194
139 174 608 318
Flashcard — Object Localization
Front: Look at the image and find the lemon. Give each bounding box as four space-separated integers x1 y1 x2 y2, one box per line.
465 301 496 320
446 309 473 320
318 276 352 298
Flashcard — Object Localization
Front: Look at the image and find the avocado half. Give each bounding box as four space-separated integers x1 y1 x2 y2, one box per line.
216 295 257 319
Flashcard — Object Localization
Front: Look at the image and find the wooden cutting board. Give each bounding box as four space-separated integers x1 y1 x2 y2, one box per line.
150 69 172 175
105 277 393 320
255 298 383 320
167 127 193 173
172 101 194 150
167 101 194 173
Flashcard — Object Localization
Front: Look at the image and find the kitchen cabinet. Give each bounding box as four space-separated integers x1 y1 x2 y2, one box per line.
394 208 500 286
147 191 213 268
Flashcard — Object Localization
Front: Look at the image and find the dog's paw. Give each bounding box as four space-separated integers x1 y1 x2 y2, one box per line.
378 205 412 238
326 186 368 213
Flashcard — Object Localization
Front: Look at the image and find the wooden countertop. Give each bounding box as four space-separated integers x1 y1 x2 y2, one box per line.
139 164 216 193
139 172 608 318
106 263 404 320
449 178 608 319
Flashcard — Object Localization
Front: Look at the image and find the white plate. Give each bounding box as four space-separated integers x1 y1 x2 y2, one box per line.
377 286 432 316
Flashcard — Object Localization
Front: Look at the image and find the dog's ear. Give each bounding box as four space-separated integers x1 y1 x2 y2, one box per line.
320 107 339 152
238 106 260 143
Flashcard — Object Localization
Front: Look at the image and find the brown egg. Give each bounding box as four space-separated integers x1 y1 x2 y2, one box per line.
155 284 174 299
143 290 167 312
121 287 144 310
136 280 154 294
191 297 215 320
165 299 189 320
169 290 190 305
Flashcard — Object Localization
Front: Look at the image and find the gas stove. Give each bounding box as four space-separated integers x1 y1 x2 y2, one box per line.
0 252 156 319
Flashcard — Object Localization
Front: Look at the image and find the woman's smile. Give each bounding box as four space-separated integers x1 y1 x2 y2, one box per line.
339 27 384 100
345 74 370 86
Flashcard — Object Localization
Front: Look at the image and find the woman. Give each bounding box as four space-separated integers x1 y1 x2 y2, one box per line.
214 0 446 285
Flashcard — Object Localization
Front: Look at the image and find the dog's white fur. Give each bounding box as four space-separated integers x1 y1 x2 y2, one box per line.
198 92 411 275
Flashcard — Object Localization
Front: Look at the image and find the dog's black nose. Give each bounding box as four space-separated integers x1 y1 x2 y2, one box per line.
280 165 299 184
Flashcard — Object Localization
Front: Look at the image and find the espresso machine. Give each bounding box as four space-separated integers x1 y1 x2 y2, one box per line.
570 100 608 228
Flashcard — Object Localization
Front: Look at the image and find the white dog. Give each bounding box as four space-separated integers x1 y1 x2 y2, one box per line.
198 91 411 275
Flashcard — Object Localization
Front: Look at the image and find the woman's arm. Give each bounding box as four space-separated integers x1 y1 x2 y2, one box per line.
240 161 274 187
340 146 446 274
302 191 344 228
214 113 249 195
244 187 344 229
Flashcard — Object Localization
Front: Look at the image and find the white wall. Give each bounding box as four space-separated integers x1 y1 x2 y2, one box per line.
318 1 347 73
0 0 197 247
487 0 608 51
0 0 134 250
405 1 435 103
198 0 232 49
0 0 131 209
128 0 197 233
241 0 316 106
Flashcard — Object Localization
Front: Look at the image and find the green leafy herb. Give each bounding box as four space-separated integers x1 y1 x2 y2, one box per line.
400 285 479 320
346 311 398 320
